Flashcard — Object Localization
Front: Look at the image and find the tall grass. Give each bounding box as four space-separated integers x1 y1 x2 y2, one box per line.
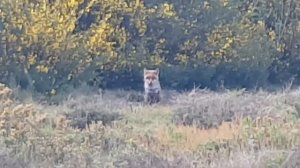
0 83 300 167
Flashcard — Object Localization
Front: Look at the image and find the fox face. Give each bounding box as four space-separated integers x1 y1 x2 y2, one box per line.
143 68 161 105
144 68 160 91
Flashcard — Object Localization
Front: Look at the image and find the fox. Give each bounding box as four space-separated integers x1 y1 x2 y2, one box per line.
143 68 162 105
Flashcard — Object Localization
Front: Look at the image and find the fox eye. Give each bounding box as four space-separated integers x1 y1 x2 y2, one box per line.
146 76 156 80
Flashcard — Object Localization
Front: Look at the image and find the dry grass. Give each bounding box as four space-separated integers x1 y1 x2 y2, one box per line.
1 83 300 167
172 88 300 128
155 121 241 151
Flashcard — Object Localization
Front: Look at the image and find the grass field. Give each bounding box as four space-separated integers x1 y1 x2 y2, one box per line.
1 83 300 168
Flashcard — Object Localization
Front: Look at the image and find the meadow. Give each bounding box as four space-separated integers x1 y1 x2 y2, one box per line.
1 0 300 167
1 83 300 168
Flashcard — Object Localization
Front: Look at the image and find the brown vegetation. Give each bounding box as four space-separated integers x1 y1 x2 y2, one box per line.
1 0 300 167
1 83 299 167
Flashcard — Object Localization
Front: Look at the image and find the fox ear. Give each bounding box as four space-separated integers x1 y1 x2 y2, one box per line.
156 68 159 75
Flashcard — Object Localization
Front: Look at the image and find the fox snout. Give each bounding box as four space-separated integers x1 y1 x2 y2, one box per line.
149 81 153 86
146 77 156 87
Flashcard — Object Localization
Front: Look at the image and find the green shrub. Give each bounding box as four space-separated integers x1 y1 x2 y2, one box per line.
172 88 300 129
0 0 299 93
62 94 123 129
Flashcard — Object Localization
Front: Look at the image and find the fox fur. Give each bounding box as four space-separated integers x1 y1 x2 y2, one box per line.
143 68 161 105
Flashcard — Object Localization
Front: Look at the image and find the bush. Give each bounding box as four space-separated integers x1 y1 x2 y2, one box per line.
0 83 170 167
0 0 299 93
171 89 235 129
61 94 123 129
171 88 300 129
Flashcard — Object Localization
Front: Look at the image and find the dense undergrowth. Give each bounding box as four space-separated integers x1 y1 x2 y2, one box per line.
1 83 300 168
1 1 300 167
1 0 300 94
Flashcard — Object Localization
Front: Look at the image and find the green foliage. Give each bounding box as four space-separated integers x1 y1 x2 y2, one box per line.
63 94 123 129
0 0 300 92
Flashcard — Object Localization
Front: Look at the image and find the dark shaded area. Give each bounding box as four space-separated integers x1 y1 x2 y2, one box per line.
126 93 144 102
1 0 300 94
114 151 192 168
172 104 234 129
65 110 122 130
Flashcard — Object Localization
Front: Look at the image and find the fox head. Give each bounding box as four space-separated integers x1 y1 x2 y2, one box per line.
144 68 160 88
